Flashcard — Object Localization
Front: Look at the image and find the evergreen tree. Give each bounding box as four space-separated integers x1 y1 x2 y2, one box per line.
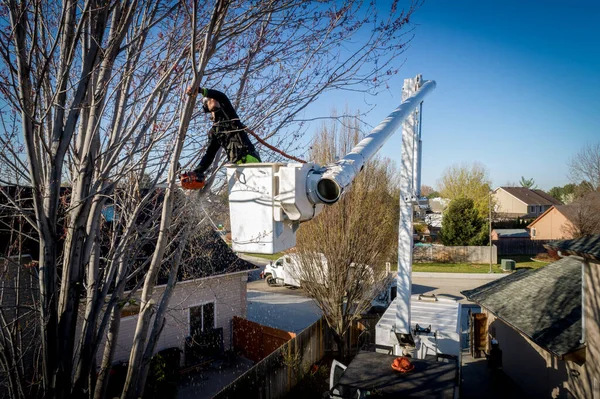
439 198 489 246
519 176 537 189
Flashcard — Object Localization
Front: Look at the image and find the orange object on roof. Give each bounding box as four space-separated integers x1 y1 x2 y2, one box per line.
391 356 415 373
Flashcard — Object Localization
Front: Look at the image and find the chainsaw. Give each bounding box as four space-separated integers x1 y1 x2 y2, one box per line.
179 171 206 190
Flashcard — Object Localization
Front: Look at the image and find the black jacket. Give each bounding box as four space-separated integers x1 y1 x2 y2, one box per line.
194 89 260 175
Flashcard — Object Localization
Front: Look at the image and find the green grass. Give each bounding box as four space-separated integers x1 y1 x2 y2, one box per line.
239 252 283 261
241 252 551 273
413 255 550 274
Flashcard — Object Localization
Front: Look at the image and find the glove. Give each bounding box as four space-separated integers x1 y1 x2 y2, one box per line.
180 171 205 190
186 86 197 96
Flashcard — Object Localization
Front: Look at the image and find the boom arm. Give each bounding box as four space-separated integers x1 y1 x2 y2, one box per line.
311 79 436 204
226 76 436 254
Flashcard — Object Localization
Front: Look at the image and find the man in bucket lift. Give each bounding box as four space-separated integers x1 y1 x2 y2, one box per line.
181 87 261 189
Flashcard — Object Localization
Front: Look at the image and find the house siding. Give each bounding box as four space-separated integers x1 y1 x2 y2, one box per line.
494 189 528 216
570 259 600 399
101 272 248 364
481 309 571 398
530 208 573 240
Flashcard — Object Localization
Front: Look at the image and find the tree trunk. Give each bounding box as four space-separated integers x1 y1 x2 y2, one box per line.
134 224 190 397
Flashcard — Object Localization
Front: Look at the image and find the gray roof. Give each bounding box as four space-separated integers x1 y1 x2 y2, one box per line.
493 229 530 238
545 235 600 262
462 256 582 357
499 187 562 206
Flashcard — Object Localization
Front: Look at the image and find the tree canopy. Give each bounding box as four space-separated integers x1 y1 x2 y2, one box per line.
436 162 493 218
519 176 537 189
295 111 398 359
439 197 488 246
0 1 421 398
568 142 600 193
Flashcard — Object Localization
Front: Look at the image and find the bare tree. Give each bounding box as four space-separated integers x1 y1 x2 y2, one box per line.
568 142 600 193
0 0 420 397
561 192 600 238
294 113 397 360
420 184 435 197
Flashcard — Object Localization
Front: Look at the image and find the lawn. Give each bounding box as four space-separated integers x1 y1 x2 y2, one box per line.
240 252 551 273
239 252 283 261
412 254 550 273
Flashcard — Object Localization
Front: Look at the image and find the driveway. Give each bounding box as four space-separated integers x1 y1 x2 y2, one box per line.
246 290 322 333
245 269 508 348
412 272 505 304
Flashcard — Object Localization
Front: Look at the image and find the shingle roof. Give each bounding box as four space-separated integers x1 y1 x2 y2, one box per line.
553 205 578 222
493 229 530 238
545 235 600 262
499 187 562 206
462 257 582 357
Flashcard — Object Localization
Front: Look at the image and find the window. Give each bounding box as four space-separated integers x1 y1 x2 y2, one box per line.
189 302 215 336
539 205 544 213
530 205 535 213
531 228 536 237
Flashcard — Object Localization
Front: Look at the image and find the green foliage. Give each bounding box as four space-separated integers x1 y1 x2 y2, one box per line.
548 182 588 204
439 198 489 246
426 191 440 199
493 216 529 229
412 255 548 273
414 222 428 235
519 176 537 189
437 162 492 219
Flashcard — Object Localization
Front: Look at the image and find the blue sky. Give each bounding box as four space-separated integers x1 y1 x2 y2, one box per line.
310 0 600 191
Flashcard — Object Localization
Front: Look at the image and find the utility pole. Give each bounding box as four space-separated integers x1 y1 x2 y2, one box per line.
489 190 492 273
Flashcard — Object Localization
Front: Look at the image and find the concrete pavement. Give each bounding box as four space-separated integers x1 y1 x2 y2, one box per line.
412 271 505 304
246 290 321 333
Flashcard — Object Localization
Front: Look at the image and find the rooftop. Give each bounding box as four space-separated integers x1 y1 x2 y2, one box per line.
498 187 562 206
545 235 600 262
462 256 582 357
492 229 530 238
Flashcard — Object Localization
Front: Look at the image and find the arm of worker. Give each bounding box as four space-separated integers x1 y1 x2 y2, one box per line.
193 131 220 176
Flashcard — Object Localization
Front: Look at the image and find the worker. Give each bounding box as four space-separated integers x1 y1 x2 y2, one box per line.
183 87 261 185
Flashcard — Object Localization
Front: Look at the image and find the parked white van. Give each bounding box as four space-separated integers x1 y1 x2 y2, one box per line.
261 254 396 310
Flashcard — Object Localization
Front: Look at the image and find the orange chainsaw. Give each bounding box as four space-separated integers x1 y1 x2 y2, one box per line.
180 171 206 190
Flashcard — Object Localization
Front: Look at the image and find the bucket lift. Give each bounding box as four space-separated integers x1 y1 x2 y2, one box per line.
227 75 439 348
227 76 436 253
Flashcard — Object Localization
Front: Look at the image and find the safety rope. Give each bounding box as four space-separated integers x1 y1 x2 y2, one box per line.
244 127 306 164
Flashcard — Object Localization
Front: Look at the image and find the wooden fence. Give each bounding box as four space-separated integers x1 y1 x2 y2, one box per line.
215 314 380 399
492 239 553 255
214 317 325 399
232 316 296 363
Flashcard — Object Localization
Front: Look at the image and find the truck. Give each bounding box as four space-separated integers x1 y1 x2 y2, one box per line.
261 254 397 311
226 75 463 396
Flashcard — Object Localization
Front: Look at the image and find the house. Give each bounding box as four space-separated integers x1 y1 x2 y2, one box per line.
428 197 448 214
493 187 562 219
490 228 530 240
99 227 256 365
462 256 583 398
462 235 600 398
545 235 600 399
529 192 600 240
0 255 39 398
528 205 577 240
